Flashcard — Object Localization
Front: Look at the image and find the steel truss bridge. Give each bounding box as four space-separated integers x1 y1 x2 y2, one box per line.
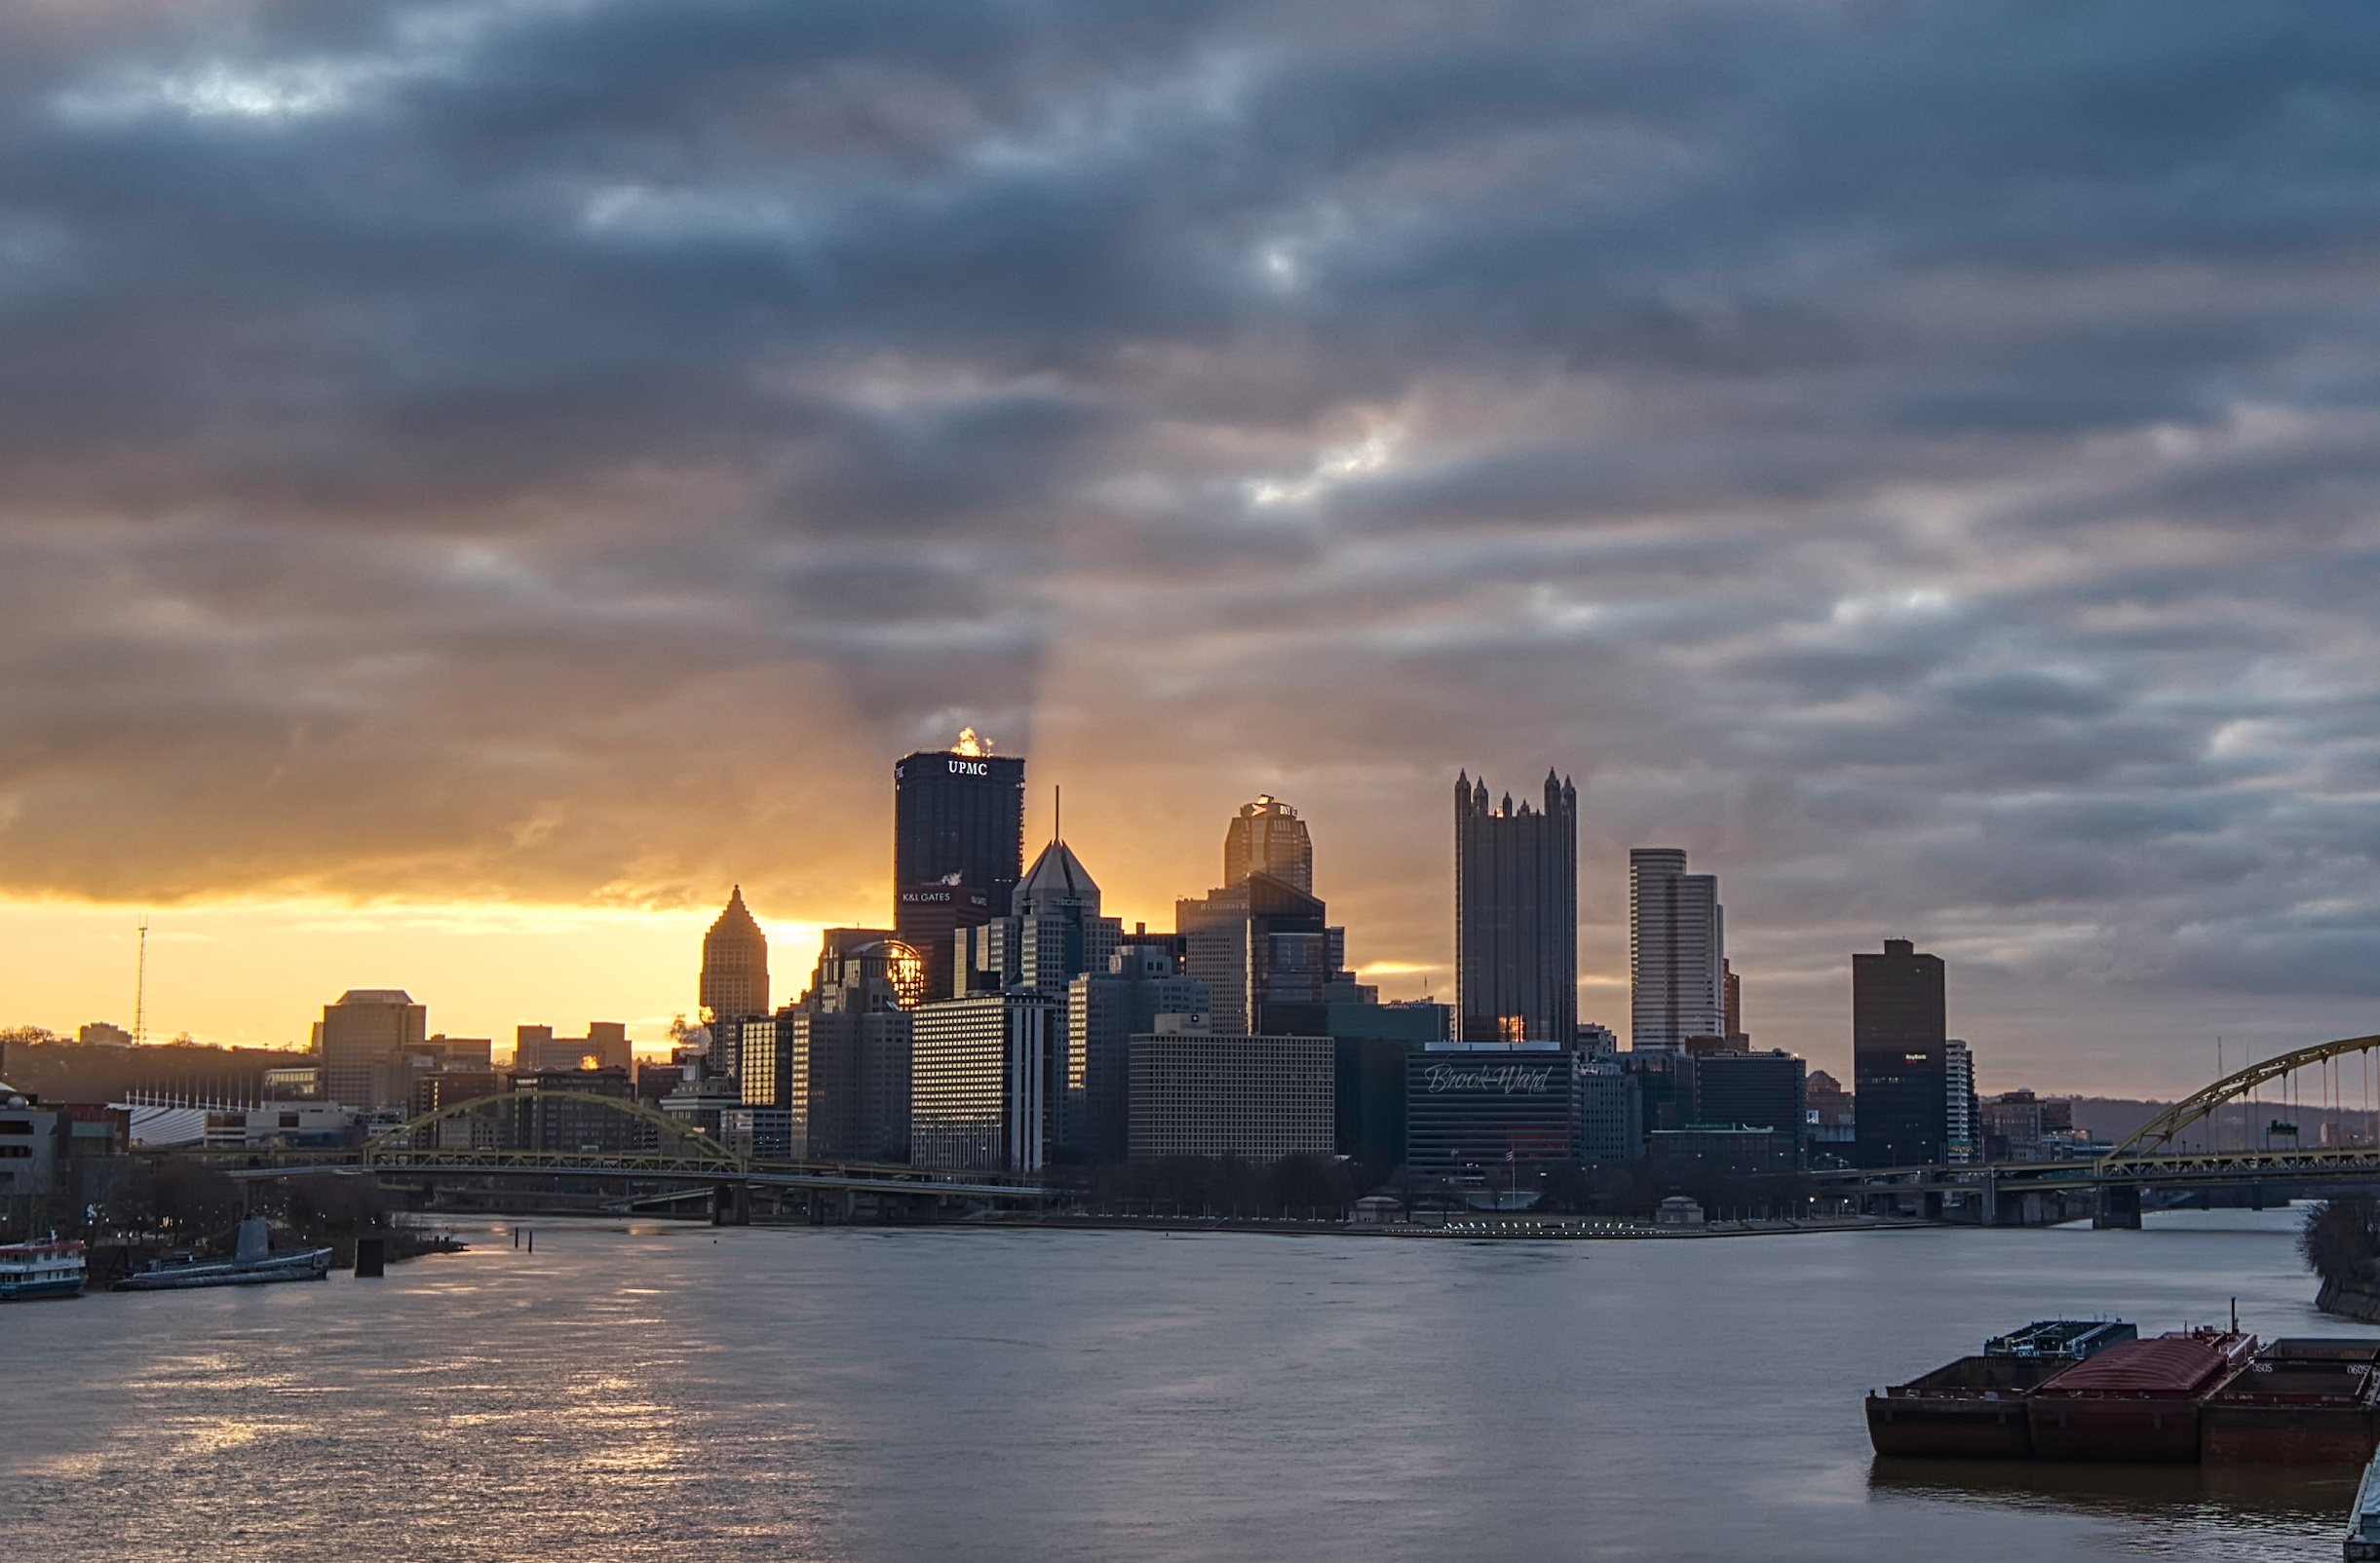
205 1089 1051 1207
1815 1032 2380 1225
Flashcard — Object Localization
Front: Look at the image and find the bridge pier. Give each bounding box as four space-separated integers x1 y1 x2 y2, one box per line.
711 1182 750 1227
2092 1185 2142 1230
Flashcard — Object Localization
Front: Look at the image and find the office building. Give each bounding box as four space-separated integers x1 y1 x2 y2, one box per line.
1224 794 1314 895
775 934 919 1163
1945 1038 1977 1164
1691 1048 1808 1167
1853 937 1948 1168
1630 849 1724 1050
910 990 1060 1173
700 886 770 1024
897 875 992 1007
1404 1042 1581 1178
895 732 1026 916
1068 938 1211 1163
1176 874 1365 1036
512 1022 632 1076
1127 1021 1334 1162
1577 1058 1642 1163
957 839 1121 993
1724 962 1748 1047
1647 1125 1796 1176
1454 771 1578 1045
319 989 428 1114
507 1067 649 1154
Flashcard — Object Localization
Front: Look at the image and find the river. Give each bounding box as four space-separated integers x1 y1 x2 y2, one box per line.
0 1209 2365 1561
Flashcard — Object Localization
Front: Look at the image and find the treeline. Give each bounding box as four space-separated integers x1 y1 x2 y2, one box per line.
1054 1154 1823 1222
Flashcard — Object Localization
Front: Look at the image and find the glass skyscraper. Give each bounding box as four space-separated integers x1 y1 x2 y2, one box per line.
894 736 1026 917
1854 937 1949 1168
1453 770 1578 1045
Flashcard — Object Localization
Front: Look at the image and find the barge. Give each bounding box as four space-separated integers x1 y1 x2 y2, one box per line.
1866 1320 2135 1458
2027 1328 2258 1463
2200 1338 2380 1466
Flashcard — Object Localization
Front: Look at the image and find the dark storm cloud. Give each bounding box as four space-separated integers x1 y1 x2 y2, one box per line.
3 0 2379 1081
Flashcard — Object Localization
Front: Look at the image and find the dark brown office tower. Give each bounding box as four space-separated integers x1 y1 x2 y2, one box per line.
1853 937 1947 1168
1454 771 1577 1045
1176 875 1331 1036
1224 795 1314 895
699 886 770 1025
895 732 1026 917
897 875 994 1002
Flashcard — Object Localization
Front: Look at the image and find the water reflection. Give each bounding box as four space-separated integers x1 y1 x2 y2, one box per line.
1871 1455 2357 1537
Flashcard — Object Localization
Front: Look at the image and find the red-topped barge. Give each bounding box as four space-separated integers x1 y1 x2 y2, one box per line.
2027 1329 2258 1463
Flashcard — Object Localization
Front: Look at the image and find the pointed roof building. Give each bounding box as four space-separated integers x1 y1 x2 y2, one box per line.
700 885 770 1023
1017 839 1101 919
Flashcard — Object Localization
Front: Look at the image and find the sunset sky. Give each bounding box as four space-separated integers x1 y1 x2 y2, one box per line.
2 2 2377 1094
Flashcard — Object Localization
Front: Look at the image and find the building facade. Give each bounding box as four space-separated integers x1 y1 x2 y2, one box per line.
1404 1042 1581 1177
896 877 992 1006
1853 937 1948 1168
910 991 1059 1173
1454 771 1578 1045
1944 1038 1977 1165
700 886 770 1026
1176 874 1365 1036
1691 1048 1809 1165
1224 794 1314 894
1630 849 1724 1050
895 736 1026 917
319 989 428 1114
1127 1025 1334 1163
1068 941 1211 1163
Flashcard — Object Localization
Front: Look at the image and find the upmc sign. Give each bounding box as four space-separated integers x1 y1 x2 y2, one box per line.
948 759 989 777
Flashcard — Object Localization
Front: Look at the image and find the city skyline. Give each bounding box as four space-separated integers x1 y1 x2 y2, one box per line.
0 746 2366 1098
3 10 2378 1098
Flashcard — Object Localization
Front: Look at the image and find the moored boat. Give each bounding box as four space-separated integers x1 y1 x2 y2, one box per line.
2200 1338 2380 1466
0 1233 87 1300
2027 1328 2257 1463
113 1216 333 1292
1866 1320 2137 1458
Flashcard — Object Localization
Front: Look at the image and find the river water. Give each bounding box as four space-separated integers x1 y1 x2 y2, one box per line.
0 1210 2366 1561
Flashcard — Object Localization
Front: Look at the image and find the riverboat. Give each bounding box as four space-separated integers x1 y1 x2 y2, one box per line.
2026 1328 2258 1463
1866 1319 2136 1458
114 1217 333 1292
0 1233 86 1300
2199 1338 2380 1466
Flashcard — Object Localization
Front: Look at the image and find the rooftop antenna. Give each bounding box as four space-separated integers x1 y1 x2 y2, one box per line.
1055 784 1062 842
134 915 150 1047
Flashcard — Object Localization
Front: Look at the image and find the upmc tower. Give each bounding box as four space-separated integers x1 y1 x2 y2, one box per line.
894 736 1027 918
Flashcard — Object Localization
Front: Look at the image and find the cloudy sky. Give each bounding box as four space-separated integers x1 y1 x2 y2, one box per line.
2 0 2376 1093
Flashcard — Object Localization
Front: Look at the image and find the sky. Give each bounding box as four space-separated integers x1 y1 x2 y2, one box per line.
1 0 2377 1092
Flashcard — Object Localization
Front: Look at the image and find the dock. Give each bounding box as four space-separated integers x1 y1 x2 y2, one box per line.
2346 1444 2380 1560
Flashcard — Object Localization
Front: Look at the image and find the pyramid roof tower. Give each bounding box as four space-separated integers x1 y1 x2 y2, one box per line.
1017 840 1100 918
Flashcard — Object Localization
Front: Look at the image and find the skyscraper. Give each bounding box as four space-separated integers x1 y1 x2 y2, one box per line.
894 729 1026 916
1630 849 1724 1050
319 989 427 1113
1453 770 1578 1045
1224 795 1314 895
699 886 769 1025
1176 874 1361 1035
958 838 1122 996
896 875 992 1006
1854 937 1949 1167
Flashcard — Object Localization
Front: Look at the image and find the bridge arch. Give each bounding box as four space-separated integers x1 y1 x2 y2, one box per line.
366 1089 737 1164
2102 1032 2380 1163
